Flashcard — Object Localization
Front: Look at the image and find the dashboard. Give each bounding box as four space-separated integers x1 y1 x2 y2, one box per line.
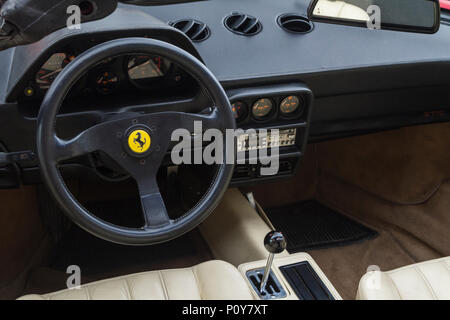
1 0 450 188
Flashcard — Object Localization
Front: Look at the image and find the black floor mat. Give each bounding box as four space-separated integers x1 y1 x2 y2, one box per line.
47 199 213 280
265 200 378 253
21 224 213 296
21 193 214 296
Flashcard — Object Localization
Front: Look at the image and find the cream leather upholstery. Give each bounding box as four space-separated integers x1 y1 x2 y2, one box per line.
357 257 450 300
18 260 254 300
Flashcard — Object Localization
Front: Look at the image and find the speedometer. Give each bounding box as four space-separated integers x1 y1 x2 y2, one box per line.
127 55 171 89
35 53 75 90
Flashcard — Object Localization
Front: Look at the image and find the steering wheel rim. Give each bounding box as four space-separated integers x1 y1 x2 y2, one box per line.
37 38 236 246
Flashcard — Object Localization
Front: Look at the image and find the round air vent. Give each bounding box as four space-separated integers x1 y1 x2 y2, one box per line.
277 13 313 34
169 19 211 42
224 12 262 36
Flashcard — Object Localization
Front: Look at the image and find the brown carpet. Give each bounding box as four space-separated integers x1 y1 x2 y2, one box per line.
310 173 449 299
317 173 449 260
311 124 450 299
316 122 450 204
308 230 415 300
248 122 450 300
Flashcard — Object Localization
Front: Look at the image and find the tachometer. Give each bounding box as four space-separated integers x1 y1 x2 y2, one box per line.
127 55 171 89
35 53 75 90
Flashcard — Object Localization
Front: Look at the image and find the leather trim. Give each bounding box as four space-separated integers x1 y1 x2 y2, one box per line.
18 260 254 300
357 257 450 300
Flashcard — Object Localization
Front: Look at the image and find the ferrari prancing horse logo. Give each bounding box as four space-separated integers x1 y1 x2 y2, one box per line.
128 129 151 154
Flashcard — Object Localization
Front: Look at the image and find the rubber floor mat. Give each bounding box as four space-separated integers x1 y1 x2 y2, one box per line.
265 200 378 253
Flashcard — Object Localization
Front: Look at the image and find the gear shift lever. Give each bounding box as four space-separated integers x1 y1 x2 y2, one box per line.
260 231 287 293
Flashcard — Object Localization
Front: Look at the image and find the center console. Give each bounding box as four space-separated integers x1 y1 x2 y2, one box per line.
227 83 313 186
200 189 342 300
239 253 341 300
238 229 340 300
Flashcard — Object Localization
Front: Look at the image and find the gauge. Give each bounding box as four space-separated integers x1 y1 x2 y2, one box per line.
252 98 273 119
280 95 302 116
96 71 119 94
231 101 248 122
127 55 172 88
35 53 75 90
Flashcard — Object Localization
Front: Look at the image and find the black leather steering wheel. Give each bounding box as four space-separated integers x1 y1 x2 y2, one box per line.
37 38 235 245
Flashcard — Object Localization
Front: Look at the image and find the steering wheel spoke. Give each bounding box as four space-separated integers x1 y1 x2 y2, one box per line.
135 174 172 229
167 107 222 133
53 122 117 162
54 133 97 162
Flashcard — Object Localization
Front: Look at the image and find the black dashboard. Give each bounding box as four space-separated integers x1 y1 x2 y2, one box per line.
1 0 450 188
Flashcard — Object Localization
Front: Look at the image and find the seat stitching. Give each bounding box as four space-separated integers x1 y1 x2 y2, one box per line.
85 286 91 300
444 260 450 271
158 271 169 300
415 266 438 300
123 278 133 300
386 273 404 300
443 261 450 282
387 257 449 274
191 266 203 300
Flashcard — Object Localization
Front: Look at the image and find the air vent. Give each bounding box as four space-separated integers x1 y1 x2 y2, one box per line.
224 13 262 36
277 13 313 34
169 19 211 42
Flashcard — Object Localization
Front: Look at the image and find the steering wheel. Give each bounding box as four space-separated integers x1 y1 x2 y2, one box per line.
37 38 236 245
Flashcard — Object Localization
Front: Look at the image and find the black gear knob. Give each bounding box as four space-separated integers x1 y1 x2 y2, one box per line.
264 231 287 254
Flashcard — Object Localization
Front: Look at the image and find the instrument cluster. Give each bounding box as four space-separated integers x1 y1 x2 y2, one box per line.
26 50 188 99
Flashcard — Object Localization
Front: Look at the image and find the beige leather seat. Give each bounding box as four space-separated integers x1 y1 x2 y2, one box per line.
19 260 253 300
357 257 450 300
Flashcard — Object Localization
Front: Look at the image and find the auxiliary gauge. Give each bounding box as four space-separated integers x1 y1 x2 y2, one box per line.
252 98 273 120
